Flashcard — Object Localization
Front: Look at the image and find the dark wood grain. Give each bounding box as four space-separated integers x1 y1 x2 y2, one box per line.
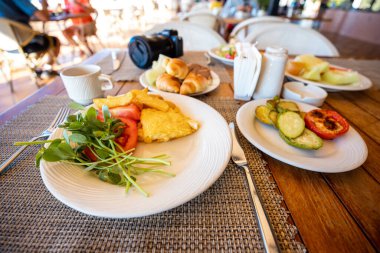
323 169 380 249
325 92 380 145
267 157 376 253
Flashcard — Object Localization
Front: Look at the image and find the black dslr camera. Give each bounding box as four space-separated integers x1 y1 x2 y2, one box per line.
128 29 183 69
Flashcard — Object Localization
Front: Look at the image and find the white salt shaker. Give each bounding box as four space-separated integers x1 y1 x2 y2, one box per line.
253 47 288 100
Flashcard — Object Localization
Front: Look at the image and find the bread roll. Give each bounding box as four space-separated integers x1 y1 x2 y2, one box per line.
156 73 181 93
165 58 189 79
180 72 208 95
188 63 212 85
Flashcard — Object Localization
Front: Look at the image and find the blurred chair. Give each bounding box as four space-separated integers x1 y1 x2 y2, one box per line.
83 11 104 52
145 21 226 51
243 22 339 57
0 18 50 91
230 16 289 42
190 2 209 12
180 10 222 31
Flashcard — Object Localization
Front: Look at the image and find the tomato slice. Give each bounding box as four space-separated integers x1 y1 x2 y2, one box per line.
83 147 98 162
97 104 141 122
116 118 138 152
96 104 140 152
304 109 349 140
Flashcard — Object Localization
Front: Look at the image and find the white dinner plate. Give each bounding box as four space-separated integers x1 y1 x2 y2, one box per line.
236 99 368 173
285 67 372 92
208 47 234 66
139 71 220 96
40 93 232 218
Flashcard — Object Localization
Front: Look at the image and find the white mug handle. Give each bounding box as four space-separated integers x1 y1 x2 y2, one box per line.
98 74 114 91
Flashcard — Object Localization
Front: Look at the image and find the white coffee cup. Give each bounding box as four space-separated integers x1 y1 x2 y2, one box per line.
60 65 113 105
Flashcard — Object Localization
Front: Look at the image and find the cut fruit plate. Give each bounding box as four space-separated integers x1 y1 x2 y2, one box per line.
285 65 372 92
139 70 220 96
208 46 234 66
236 99 368 173
40 92 232 218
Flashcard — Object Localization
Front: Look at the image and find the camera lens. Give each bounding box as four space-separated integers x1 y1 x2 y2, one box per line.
128 35 174 69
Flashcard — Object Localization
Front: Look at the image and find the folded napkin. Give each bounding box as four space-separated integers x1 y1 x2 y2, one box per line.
89 49 144 82
233 43 262 101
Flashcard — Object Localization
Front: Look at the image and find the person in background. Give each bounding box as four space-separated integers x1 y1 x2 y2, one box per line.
220 0 259 40
62 0 97 56
220 0 259 18
0 0 61 76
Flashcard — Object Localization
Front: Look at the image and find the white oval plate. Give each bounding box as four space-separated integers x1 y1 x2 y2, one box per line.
236 99 368 173
285 66 372 92
40 93 232 218
208 47 234 66
139 71 220 96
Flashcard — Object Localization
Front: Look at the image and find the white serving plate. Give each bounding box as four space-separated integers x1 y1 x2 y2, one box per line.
236 99 368 173
40 93 232 218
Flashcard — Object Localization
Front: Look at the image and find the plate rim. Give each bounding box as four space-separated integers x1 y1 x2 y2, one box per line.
139 70 220 97
40 93 232 218
285 65 372 91
236 99 368 173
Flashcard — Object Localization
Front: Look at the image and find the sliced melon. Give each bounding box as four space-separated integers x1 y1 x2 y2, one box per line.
295 55 329 72
156 54 171 69
302 68 322 81
145 69 162 86
295 55 329 81
322 70 359 85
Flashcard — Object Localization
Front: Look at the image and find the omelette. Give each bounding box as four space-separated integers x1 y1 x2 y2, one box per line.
138 108 199 143
94 89 200 143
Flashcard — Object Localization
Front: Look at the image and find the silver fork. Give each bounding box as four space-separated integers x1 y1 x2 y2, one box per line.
0 107 70 174
229 122 280 253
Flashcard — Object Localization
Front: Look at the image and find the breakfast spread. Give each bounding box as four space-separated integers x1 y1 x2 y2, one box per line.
286 55 359 85
144 54 212 95
255 96 349 150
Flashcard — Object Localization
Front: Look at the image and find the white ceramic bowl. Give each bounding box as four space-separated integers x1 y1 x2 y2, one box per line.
282 81 328 107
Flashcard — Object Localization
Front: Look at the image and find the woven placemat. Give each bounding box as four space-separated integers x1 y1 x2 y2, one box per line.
0 96 306 252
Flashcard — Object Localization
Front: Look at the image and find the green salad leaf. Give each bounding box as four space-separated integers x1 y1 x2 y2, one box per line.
14 106 172 197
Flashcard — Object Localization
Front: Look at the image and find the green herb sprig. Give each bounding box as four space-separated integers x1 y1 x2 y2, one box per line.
15 104 172 197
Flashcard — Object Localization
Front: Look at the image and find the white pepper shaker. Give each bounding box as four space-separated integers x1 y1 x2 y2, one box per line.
253 47 288 100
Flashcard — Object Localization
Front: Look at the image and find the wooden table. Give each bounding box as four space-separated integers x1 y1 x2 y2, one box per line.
1 52 379 253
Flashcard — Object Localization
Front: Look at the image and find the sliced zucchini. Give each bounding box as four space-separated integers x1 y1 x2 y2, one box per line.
279 128 323 150
277 111 305 138
269 111 278 127
276 101 300 113
266 96 280 111
255 105 272 125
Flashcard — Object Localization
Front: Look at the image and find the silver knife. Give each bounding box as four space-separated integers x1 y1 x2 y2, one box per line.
229 122 280 253
111 50 125 72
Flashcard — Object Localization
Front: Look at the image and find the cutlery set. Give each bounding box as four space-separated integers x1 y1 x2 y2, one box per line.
0 107 70 174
